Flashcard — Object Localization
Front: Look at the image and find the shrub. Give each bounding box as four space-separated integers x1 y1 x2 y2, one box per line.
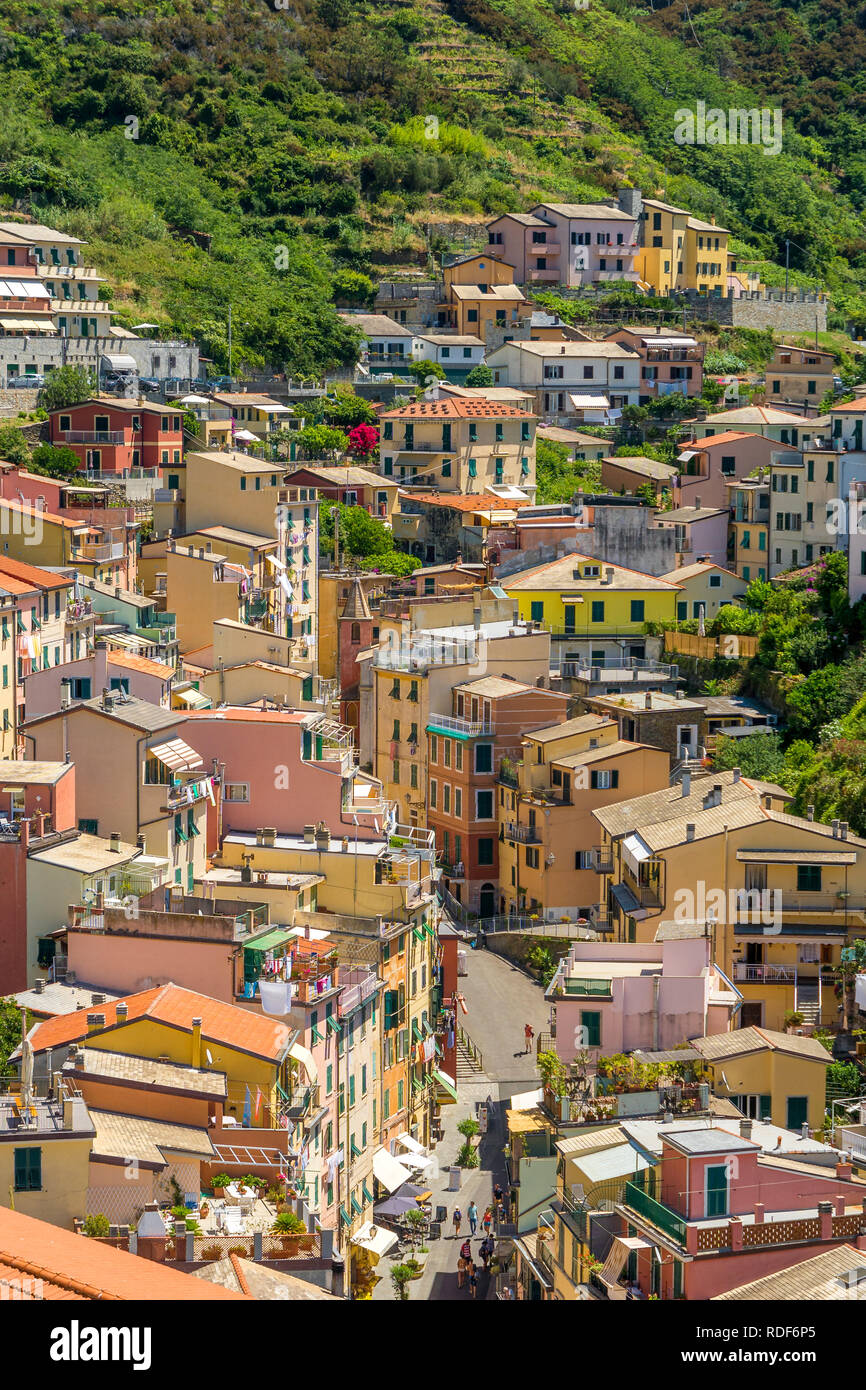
457 1141 479 1168
200 1244 224 1261
212 1173 232 1188
83 1213 110 1237
271 1210 306 1234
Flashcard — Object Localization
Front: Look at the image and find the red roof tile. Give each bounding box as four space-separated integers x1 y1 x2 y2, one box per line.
26 983 293 1061
0 1207 246 1300
382 398 534 420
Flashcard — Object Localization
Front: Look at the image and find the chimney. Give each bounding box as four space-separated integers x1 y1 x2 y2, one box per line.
101 687 112 709
739 1118 753 1140
473 606 482 632
116 1001 128 1023
841 821 849 840
675 689 684 701
713 782 723 806
34 978 45 995
682 770 691 798
90 993 105 1007
837 1151 853 1180
114 586 121 599
695 496 701 510
686 823 695 842
604 567 614 585
86 1012 105 1034
303 824 316 844
807 805 814 821
832 819 840 838
191 1016 202 1069
733 767 741 782
136 1202 168 1264
60 679 72 710
110 832 121 852
644 692 652 710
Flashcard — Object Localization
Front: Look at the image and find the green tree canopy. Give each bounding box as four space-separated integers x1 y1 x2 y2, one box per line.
37 366 95 412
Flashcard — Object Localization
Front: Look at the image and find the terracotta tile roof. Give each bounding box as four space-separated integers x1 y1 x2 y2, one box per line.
0 555 75 590
381 398 534 420
404 492 530 512
25 983 293 1062
686 430 766 448
832 396 866 412
0 1206 246 1300
106 650 174 679
0 498 86 531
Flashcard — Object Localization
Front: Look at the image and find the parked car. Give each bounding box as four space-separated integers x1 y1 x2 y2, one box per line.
10 374 45 388
137 377 162 394
208 375 234 392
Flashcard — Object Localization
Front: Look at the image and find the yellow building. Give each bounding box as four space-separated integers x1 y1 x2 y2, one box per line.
691 1028 832 1133
183 455 318 657
636 199 729 297
659 562 746 621
593 769 866 1030
0 499 132 587
380 397 536 496
0 1089 94 1228
502 552 681 651
498 714 670 924
20 985 296 1129
727 476 770 582
440 253 526 338
366 597 552 825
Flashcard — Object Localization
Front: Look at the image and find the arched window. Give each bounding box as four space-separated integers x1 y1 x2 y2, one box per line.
351 622 361 644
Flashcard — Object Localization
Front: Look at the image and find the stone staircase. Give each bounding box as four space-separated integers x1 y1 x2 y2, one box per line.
456 1028 484 1081
796 980 821 1028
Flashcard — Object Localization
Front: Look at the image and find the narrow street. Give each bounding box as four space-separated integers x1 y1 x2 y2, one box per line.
371 944 548 1301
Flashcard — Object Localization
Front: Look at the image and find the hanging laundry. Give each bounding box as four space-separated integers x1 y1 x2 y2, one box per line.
242 1085 252 1127
326 1147 343 1182
254 1086 263 1120
259 979 294 1015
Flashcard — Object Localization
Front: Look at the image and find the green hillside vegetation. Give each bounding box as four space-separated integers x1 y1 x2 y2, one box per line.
3 0 866 378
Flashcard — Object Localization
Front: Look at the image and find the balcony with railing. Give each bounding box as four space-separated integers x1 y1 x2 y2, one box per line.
73 538 127 562
65 598 94 625
64 429 126 445
621 1182 687 1244
592 846 614 874
504 822 542 844
733 962 796 984
426 712 494 738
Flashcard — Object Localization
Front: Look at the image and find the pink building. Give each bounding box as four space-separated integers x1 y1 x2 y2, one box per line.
675 431 782 511
180 707 387 852
25 644 173 720
487 201 640 288
654 505 730 570
617 1128 866 1300
547 931 738 1063
0 465 138 529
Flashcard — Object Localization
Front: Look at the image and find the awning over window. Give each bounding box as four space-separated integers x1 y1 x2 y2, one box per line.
0 318 56 332
288 1041 318 1087
431 1067 458 1103
372 1147 414 1193
351 1221 397 1259
245 927 294 953
148 737 203 772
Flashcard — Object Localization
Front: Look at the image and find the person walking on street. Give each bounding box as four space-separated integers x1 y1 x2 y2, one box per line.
468 1200 478 1235
524 1023 535 1055
482 1205 493 1235
457 1253 467 1289
452 1206 462 1238
468 1260 478 1298
479 1235 493 1270
460 1238 472 1264
493 1183 503 1206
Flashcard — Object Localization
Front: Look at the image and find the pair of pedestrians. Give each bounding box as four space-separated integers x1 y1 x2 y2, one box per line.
457 1239 479 1297
451 1200 479 1237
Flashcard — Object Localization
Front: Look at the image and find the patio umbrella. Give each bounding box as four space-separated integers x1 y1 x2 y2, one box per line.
697 603 706 637
20 1034 34 1109
373 1183 431 1219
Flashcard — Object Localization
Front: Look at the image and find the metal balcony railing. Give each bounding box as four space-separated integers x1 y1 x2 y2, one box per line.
622 1182 687 1245
592 847 614 874
427 713 494 737
504 822 542 844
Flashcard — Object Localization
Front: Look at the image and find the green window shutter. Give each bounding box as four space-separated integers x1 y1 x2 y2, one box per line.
326 1064 333 1094
581 1011 601 1047
759 1094 772 1120
349 1075 356 1106
468 458 477 478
